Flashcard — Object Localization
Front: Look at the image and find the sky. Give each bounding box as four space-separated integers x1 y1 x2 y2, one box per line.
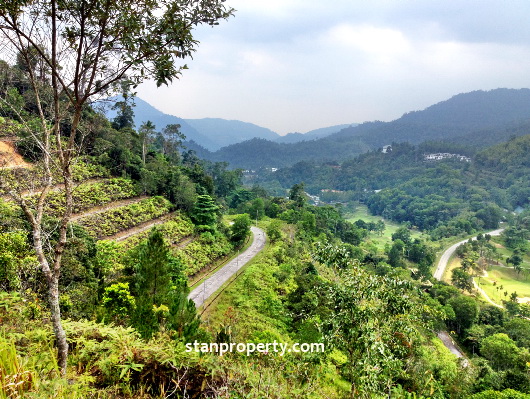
136 0 530 135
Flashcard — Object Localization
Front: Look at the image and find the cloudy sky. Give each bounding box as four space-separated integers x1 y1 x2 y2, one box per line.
136 0 530 135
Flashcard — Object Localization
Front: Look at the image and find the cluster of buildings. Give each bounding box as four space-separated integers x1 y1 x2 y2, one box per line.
423 153 471 162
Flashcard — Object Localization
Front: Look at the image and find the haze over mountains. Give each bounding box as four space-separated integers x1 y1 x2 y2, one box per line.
202 88 530 169
103 88 530 169
102 97 355 151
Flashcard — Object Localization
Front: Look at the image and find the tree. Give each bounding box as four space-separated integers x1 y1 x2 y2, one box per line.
266 219 282 242
111 81 135 130
102 282 135 325
289 182 306 208
504 318 530 348
191 194 219 231
480 333 523 371
230 214 251 246
132 230 173 338
391 226 411 244
452 268 474 292
448 295 478 334
388 239 405 268
161 123 186 161
375 220 385 236
131 229 195 339
138 120 157 165
506 253 523 274
319 261 429 396
461 251 479 272
0 0 233 374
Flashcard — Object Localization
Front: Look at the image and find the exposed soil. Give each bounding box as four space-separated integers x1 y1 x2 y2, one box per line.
0 141 31 169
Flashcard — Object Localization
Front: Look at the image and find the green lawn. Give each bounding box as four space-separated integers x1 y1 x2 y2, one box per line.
442 257 461 284
475 265 530 302
346 205 423 250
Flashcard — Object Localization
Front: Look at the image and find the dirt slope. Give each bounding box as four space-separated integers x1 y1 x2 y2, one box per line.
0 141 31 169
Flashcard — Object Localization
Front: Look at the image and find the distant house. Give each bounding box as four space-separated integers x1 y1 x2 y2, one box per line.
321 189 345 193
264 167 278 173
423 153 471 162
382 145 392 153
305 192 320 205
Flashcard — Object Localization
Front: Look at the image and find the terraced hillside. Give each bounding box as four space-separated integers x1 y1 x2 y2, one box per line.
67 179 235 278
3 174 236 280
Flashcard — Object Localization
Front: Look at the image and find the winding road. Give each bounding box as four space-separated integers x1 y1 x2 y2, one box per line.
433 228 504 280
434 228 505 358
188 226 266 308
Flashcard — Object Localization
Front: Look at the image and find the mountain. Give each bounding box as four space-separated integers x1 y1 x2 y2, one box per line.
275 124 357 143
333 88 530 147
202 88 530 169
102 97 219 150
103 96 363 151
208 136 371 169
184 118 280 150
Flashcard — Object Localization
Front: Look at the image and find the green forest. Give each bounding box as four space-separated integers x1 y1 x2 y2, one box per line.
1 1 530 399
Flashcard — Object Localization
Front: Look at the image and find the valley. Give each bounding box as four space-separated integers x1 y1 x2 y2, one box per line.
2 32 530 399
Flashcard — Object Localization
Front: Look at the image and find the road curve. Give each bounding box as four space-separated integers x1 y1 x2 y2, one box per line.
433 228 504 281
434 228 504 360
188 226 266 308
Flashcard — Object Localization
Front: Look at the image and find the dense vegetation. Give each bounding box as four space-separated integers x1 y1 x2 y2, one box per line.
1 7 530 397
256 136 530 239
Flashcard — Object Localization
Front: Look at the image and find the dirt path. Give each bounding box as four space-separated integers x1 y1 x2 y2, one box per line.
473 280 503 308
71 196 147 221
188 226 266 308
111 212 177 242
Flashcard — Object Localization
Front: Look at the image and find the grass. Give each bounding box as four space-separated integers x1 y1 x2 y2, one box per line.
471 236 530 302
199 235 271 320
346 205 423 250
475 265 530 302
442 256 461 283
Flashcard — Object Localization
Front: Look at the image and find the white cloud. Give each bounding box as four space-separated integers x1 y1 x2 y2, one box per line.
136 1 530 135
325 24 411 56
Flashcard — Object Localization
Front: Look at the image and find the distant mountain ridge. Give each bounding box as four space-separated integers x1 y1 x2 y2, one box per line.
184 118 279 150
276 124 357 143
101 97 354 151
200 88 530 169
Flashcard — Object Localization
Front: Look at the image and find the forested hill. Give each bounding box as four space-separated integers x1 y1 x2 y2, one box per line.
201 88 530 169
206 136 372 169
334 88 530 147
257 135 530 238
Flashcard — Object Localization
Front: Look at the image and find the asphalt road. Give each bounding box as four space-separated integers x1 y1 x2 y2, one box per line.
188 226 266 308
433 228 505 359
433 228 504 281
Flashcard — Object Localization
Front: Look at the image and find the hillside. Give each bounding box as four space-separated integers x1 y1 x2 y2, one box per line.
3 83 530 397
208 135 371 169
334 88 530 147
275 123 357 143
0 141 30 169
203 88 530 169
